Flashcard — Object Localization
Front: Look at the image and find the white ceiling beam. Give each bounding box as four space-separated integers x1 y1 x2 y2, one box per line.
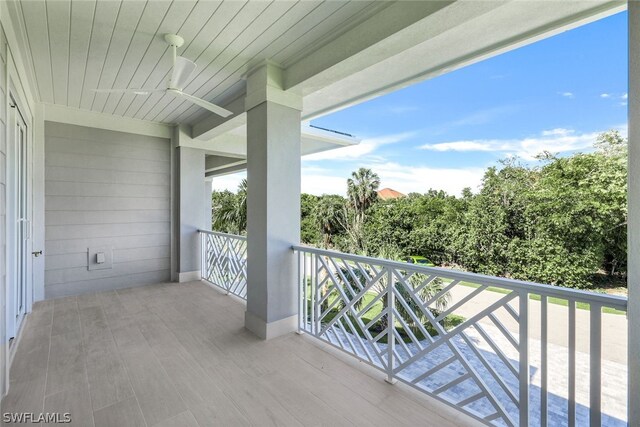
189 2 461 140
295 0 625 120
194 133 247 158
191 95 246 140
283 1 461 94
192 1 623 138
176 124 247 157
43 103 172 139
205 155 246 173
205 162 247 178
188 121 358 160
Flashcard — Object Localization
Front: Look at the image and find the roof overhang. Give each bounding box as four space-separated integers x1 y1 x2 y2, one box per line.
10 0 626 163
181 123 360 177
192 1 625 145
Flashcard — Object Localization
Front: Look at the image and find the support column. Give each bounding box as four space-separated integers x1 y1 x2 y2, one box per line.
204 177 213 231
629 3 639 425
244 62 302 339
174 125 207 283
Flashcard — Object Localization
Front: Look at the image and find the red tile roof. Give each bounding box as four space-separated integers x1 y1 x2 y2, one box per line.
377 188 406 200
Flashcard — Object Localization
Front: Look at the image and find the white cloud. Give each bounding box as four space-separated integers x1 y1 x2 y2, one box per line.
419 140 499 152
559 92 574 98
302 173 348 196
541 128 573 137
299 164 485 197
211 123 629 199
419 128 602 160
303 131 416 161
617 123 629 136
371 163 485 196
211 130 483 196
621 93 628 105
210 168 348 197
601 93 627 102
209 165 482 197
211 171 246 192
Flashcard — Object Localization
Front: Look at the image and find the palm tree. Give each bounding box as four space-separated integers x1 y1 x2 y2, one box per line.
211 190 236 232
336 245 450 338
335 245 401 332
312 195 346 249
346 168 380 252
235 179 248 232
212 179 247 234
311 195 347 313
318 243 451 342
347 167 380 220
395 274 449 336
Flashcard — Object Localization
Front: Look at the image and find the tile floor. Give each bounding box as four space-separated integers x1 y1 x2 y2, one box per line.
1 281 476 426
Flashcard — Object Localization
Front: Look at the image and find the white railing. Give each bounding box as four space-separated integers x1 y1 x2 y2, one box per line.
199 230 247 300
293 245 628 427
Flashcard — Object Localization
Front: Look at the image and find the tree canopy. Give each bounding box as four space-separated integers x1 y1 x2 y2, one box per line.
211 130 627 290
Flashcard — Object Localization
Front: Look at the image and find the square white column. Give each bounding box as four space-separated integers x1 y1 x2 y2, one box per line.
204 177 213 231
244 63 302 339
174 128 207 283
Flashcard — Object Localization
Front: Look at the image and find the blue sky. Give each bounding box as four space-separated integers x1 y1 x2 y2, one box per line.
214 10 627 196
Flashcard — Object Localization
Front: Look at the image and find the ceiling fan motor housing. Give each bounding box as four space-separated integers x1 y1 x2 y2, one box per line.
164 33 184 48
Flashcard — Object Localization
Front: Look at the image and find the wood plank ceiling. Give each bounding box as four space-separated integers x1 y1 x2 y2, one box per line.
17 0 384 125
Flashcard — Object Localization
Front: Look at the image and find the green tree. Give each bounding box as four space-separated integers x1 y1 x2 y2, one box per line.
312 195 346 249
301 194 321 244
346 168 380 252
216 129 629 291
344 245 450 334
211 190 236 233
517 130 627 287
212 179 247 234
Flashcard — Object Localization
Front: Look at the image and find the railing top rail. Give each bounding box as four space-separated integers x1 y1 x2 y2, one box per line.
292 244 628 310
198 229 247 240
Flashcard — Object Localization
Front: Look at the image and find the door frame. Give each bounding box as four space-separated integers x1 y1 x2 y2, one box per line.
5 87 33 351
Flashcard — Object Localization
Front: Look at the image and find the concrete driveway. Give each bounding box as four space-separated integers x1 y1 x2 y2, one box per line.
448 285 627 364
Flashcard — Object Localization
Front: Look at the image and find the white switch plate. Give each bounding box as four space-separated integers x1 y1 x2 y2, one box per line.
88 247 113 271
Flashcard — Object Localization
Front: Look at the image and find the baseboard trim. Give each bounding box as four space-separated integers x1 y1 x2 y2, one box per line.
178 271 200 283
244 311 297 340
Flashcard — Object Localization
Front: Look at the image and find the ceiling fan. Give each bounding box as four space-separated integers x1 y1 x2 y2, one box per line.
93 34 232 118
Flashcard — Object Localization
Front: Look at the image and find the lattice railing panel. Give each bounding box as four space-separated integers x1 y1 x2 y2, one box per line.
294 245 628 427
199 231 247 300
305 252 392 369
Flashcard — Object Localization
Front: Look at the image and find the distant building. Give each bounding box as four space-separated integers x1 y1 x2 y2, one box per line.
377 188 406 200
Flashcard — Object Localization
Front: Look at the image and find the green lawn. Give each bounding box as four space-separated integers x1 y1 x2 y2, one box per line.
305 290 464 343
459 281 626 316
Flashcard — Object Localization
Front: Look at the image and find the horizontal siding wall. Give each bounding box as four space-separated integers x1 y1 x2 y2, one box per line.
44 122 171 298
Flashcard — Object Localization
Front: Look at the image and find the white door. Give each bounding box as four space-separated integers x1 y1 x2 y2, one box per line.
15 110 28 330
7 99 30 339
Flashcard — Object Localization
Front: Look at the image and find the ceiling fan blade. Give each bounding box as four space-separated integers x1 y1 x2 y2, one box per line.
92 88 163 96
170 56 197 89
170 90 233 118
